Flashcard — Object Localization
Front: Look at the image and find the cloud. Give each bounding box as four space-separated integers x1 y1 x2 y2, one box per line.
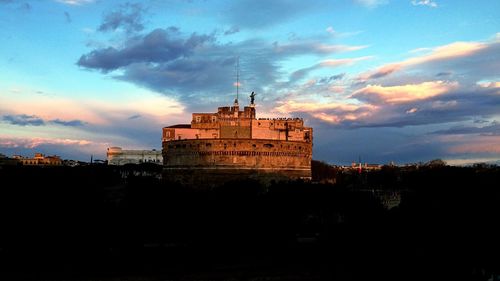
275 100 368 114
0 137 92 149
274 79 500 129
274 42 368 55
319 57 373 67
357 40 491 82
358 64 401 81
78 27 367 108
352 81 458 104
290 56 372 82
267 34 500 134
318 73 345 84
2 114 45 126
274 99 375 125
19 2 30 11
224 26 240 35
430 123 500 136
353 0 388 8
477 81 500 88
50 119 86 126
2 114 87 127
127 114 141 120
78 28 215 72
64 11 72 23
98 2 146 34
411 0 438 8
56 0 94 5
0 136 107 160
446 135 500 154
0 0 31 10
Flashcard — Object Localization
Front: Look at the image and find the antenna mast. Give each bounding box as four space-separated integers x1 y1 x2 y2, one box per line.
236 57 239 104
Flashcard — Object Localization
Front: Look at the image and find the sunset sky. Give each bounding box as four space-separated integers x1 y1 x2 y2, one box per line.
1 0 499 165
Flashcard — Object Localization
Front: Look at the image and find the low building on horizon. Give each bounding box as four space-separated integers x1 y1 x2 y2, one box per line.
12 153 62 166
106 147 162 165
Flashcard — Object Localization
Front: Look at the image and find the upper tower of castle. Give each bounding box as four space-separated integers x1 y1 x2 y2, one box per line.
163 92 312 143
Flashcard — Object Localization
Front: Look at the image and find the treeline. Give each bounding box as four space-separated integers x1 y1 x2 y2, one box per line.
0 163 499 280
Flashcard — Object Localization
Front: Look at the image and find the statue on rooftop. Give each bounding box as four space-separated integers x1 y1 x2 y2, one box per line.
250 91 256 105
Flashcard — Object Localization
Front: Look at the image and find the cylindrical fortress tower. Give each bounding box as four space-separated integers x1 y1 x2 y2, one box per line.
161 96 313 186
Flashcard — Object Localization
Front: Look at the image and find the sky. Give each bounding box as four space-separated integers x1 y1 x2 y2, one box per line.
0 0 499 165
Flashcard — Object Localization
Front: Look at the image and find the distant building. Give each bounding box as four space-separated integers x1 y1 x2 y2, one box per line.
12 153 62 166
106 147 162 165
350 162 382 171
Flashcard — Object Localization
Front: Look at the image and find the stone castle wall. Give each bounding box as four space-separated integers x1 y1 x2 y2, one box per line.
161 102 313 186
162 138 312 180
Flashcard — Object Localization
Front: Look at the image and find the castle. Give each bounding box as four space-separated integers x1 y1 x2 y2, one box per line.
161 93 313 184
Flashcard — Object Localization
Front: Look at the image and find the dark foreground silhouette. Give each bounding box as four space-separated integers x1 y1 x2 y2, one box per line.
0 162 499 280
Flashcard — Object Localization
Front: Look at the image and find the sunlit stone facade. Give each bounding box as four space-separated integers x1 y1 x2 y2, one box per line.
12 153 62 166
162 99 313 183
106 147 162 165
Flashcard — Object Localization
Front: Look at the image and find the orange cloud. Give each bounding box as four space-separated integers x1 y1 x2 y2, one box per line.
274 100 376 124
478 81 500 88
315 44 368 53
0 136 96 149
275 100 368 113
319 56 372 67
448 136 500 154
352 81 458 104
0 89 185 125
437 134 500 155
358 40 488 81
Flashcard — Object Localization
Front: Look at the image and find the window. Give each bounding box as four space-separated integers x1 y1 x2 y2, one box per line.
196 116 201 123
212 116 217 122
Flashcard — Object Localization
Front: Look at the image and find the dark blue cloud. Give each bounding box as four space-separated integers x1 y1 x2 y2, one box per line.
319 73 345 83
2 114 86 127
98 2 146 34
64 11 71 23
77 28 215 72
0 0 31 11
430 122 500 136
2 114 45 126
77 26 364 110
224 26 240 35
50 119 86 126
127 114 141 120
